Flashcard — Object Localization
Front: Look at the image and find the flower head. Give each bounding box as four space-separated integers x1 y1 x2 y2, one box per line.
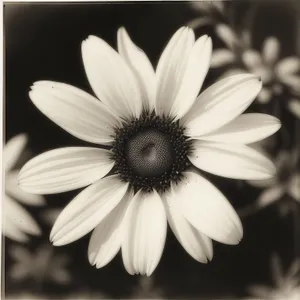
4 134 44 242
18 27 280 275
248 254 300 299
211 25 300 104
248 148 299 216
9 243 71 285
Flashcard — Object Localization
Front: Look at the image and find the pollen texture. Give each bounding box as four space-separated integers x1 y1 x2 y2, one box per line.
111 112 192 192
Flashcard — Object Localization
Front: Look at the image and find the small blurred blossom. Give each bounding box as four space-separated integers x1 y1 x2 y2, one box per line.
248 254 300 299
211 24 300 105
4 134 44 242
9 243 71 285
248 149 299 216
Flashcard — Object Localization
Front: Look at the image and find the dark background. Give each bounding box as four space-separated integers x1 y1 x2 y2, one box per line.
4 1 300 299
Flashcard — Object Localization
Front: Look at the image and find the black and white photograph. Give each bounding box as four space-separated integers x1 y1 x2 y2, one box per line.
2 1 300 299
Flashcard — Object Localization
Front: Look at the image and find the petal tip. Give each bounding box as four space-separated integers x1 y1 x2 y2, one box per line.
31 225 42 236
52 238 65 247
88 252 97 266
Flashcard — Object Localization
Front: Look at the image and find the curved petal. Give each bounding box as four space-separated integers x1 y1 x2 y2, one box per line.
155 27 195 116
242 49 262 70
117 27 156 111
215 24 238 51
4 134 28 171
171 35 212 120
18 147 114 194
256 185 285 208
288 99 300 119
184 74 262 136
122 190 167 276
276 57 300 78
29 81 119 145
163 195 213 263
82 35 142 118
287 173 300 201
170 172 243 245
3 214 29 242
4 195 41 237
194 113 281 144
210 49 235 68
6 171 45 205
88 189 133 269
284 75 300 94
50 175 129 246
189 141 276 180
262 37 280 65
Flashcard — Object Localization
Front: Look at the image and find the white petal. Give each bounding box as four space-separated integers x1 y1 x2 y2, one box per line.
170 35 212 120
215 24 238 51
155 27 195 116
276 57 300 77
4 195 41 237
171 172 243 244
82 35 142 118
88 189 133 268
256 185 285 208
284 75 300 94
194 113 281 144
3 213 29 242
164 195 213 263
189 141 276 180
117 27 156 111
6 171 45 205
50 175 129 246
262 37 280 65
18 147 114 194
287 173 300 201
4 134 28 171
184 74 262 136
29 81 119 145
288 100 300 119
242 50 262 70
210 49 235 68
247 177 277 189
122 190 167 276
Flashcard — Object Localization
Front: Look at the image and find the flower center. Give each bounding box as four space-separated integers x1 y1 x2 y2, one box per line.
126 129 174 177
111 112 192 192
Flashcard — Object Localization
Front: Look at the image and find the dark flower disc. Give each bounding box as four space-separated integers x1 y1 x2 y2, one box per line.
111 112 193 192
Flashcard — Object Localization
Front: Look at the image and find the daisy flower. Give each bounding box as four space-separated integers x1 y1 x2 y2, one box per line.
9 243 71 285
248 148 299 216
4 134 44 242
211 24 300 104
248 254 300 299
18 27 280 275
